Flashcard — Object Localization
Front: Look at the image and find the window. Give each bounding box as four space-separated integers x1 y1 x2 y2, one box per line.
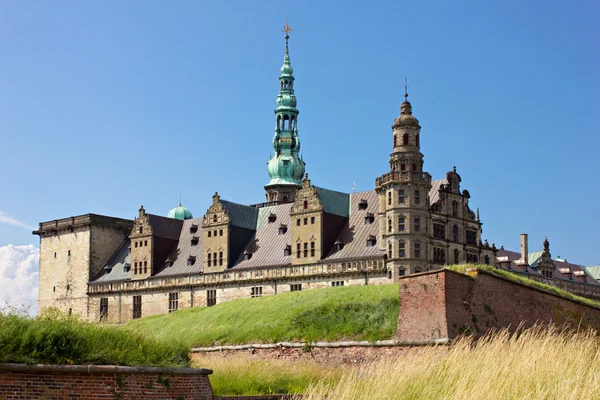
387 218 392 233
268 213 276 223
134 262 138 274
213 230 217 237
144 265 147 274
434 247 446 263
191 236 199 245
296 219 301 226
331 281 344 287
466 230 477 246
67 284 70 291
399 190 405 204
367 235 376 247
168 293 178 313
303 242 308 258
365 213 375 224
208 231 211 237
67 250 71 257
398 216 405 231
401 163 406 171
388 191 392 206
434 223 446 239
207 253 211 267
414 190 420 205
334 241 343 252
311 216 315 224
284 245 292 256
144 240 148 247
139 227 143 234
358 199 368 210
243 250 252 261
388 270 392 279
219 229 223 236
403 133 409 145
219 252 223 266
304 218 308 225
100 298 108 322
297 243 301 258
304 200 308 209
251 287 263 298
190 224 198 233
412 164 417 171
207 290 217 307
414 242 421 258
466 253 478 264
416 134 420 147
484 255 490 265
135 242 138 248
188 256 196 266
454 249 460 264
133 295 142 319
399 241 406 258
279 224 288 234
414 216 420 232
453 225 459 242
388 242 393 259
452 201 458 217
399 268 406 277
310 242 315 257
213 215 218 223
290 284 302 292
144 260 147 267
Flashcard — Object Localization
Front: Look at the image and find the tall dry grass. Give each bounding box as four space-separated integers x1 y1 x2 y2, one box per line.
302 326 600 400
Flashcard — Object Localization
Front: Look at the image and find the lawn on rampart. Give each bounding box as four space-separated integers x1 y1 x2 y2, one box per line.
0 308 190 367
125 284 400 347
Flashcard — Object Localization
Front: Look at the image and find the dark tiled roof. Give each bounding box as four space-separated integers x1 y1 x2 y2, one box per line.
155 217 205 277
315 187 350 217
221 200 259 230
325 190 385 260
148 214 183 240
92 239 131 282
428 179 448 205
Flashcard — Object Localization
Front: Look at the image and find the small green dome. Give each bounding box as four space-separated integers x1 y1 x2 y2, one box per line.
167 204 193 220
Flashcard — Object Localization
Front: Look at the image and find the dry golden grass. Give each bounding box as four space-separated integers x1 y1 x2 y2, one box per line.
302 326 600 400
193 352 346 396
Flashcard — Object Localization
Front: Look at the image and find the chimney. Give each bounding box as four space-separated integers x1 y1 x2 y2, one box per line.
517 233 529 267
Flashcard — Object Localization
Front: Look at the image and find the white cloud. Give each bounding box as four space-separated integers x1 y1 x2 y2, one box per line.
0 210 36 231
0 244 39 315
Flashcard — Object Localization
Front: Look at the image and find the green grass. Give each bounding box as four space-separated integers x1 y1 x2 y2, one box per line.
0 308 190 367
126 284 399 347
449 265 600 308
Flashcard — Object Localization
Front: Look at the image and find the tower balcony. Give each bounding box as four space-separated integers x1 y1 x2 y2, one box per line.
376 171 432 188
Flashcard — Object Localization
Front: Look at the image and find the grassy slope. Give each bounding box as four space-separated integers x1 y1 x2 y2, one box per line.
125 284 399 347
0 309 190 367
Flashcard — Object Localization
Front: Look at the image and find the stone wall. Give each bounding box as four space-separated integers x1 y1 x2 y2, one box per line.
0 363 213 400
397 269 600 342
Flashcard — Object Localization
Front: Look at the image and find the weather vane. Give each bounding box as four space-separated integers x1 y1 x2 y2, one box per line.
283 20 293 36
404 78 409 100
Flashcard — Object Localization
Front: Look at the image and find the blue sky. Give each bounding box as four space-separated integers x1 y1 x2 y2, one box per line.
0 0 598 265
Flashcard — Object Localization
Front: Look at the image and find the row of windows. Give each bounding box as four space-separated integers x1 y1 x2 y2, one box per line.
133 261 148 274
387 190 421 206
388 241 421 259
296 242 316 258
388 215 420 233
207 251 224 267
296 216 316 226
434 223 478 245
207 229 224 238
134 240 148 248
393 133 420 147
53 250 72 258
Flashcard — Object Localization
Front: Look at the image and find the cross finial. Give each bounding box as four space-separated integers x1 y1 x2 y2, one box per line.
283 20 293 46
404 78 409 100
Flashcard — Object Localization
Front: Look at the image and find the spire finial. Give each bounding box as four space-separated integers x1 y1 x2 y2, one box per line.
404 78 409 101
283 20 292 49
179 192 182 206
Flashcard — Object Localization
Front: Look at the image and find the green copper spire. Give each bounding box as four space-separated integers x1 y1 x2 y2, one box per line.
265 22 306 201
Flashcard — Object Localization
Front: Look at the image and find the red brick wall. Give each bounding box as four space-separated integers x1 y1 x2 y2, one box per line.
0 364 214 400
397 269 600 341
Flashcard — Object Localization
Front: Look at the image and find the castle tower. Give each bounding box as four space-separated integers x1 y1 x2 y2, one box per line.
376 85 432 279
265 22 306 203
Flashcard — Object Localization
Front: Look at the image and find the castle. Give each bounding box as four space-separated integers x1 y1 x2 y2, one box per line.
33 28 597 322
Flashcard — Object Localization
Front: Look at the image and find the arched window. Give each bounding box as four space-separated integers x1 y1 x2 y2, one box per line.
393 135 397 147
282 195 288 202
401 164 406 171
213 215 218 223
453 225 459 242
303 200 308 209
403 133 409 145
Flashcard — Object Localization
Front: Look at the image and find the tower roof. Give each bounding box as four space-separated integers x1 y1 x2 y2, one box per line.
167 204 193 220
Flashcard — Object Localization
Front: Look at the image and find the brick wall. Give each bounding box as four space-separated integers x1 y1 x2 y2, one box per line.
397 269 600 342
0 363 213 400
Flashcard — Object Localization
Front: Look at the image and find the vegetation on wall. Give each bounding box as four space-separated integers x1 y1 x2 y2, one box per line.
0 307 190 368
126 284 400 347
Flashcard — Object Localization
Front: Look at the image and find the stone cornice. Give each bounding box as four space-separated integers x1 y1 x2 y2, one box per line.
34 214 133 235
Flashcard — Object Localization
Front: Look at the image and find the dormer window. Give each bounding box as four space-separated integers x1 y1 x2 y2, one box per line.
124 263 130 272
166 259 173 268
190 224 198 233
334 241 343 252
367 235 376 247
187 256 196 266
358 199 368 210
104 265 112 273
191 236 199 246
139 227 143 234
303 200 308 209
243 250 252 261
279 224 288 235
365 213 375 224
268 213 277 223
284 244 291 256
213 215 218 223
